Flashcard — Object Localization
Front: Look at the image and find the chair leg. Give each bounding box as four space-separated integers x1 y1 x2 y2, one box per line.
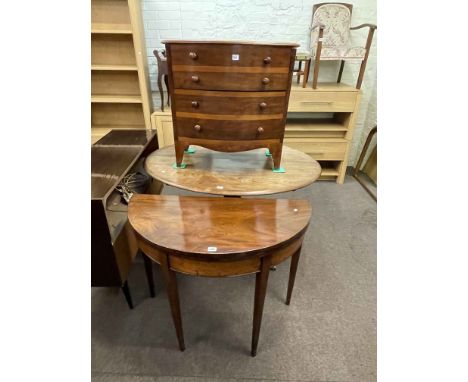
160 253 185 351
296 60 302 84
143 253 155 298
251 255 272 357
121 280 134 309
286 246 302 305
312 27 324 89
302 59 311 88
312 59 321 89
337 60 345 83
157 73 164 112
356 59 367 89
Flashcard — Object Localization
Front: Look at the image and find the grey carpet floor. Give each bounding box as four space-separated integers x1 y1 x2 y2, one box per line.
92 176 376 382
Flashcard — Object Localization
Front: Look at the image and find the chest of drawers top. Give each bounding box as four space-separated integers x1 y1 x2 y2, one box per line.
163 40 299 92
164 40 299 67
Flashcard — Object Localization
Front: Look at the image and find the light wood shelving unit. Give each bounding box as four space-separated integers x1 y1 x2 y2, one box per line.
91 0 152 144
151 82 361 184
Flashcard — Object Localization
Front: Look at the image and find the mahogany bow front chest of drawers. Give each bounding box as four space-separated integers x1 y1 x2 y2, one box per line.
163 40 299 170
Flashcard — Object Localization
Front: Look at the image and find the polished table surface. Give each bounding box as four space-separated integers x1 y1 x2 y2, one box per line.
144 145 321 196
129 194 311 259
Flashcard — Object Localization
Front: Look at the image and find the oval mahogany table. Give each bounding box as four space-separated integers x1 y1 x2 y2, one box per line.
128 194 312 356
144 145 321 196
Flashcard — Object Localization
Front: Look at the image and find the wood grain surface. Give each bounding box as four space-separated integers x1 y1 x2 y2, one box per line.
166 42 298 67
128 194 311 259
173 90 286 115
144 145 321 196
175 117 284 140
172 71 289 91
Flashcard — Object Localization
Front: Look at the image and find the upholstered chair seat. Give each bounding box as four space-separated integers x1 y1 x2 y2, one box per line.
312 45 366 61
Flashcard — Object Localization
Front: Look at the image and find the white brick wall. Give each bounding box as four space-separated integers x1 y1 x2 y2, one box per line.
142 0 377 166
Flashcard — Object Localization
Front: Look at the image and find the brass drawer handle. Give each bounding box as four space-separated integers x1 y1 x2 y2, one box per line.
262 77 270 85
191 75 199 83
263 56 271 64
300 101 333 105
257 126 264 134
191 101 199 108
189 52 198 60
193 124 202 132
259 102 267 110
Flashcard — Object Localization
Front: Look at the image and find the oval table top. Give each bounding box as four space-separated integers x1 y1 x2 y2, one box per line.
128 194 311 259
145 145 321 196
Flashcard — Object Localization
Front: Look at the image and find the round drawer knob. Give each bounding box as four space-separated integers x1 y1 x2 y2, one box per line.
263 56 271 64
189 52 198 60
194 124 202 132
262 77 270 85
257 126 264 134
191 101 199 108
191 75 199 83
259 102 267 110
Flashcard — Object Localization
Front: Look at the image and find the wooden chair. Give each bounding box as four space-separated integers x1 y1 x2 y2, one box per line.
153 49 170 111
309 3 377 89
128 194 312 356
293 52 312 88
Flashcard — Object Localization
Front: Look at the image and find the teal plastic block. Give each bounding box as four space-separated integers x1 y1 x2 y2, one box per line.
272 167 286 173
265 149 272 157
184 147 196 154
172 163 187 169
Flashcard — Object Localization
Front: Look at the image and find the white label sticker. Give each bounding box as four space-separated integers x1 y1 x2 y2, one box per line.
207 247 218 252
232 54 239 61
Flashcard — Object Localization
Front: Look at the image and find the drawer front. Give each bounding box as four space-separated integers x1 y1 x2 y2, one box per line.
172 71 289 91
288 91 356 112
169 43 293 68
176 118 284 140
283 139 347 160
174 90 287 115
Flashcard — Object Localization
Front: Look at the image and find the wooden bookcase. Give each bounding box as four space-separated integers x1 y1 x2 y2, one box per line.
91 0 152 144
151 82 361 184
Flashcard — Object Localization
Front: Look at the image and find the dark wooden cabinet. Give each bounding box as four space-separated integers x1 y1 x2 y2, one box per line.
163 40 298 170
91 129 159 308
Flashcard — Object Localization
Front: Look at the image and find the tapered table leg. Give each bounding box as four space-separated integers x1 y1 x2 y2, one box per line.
160 254 185 351
121 280 134 309
286 246 302 305
251 255 272 357
143 253 155 298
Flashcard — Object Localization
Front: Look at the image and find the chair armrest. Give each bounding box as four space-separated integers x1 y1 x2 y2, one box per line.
350 23 377 31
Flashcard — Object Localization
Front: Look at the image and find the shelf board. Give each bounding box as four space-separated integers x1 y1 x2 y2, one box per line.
91 23 133 34
91 64 138 71
91 94 142 103
284 137 347 143
291 82 358 92
320 167 340 176
286 121 348 132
